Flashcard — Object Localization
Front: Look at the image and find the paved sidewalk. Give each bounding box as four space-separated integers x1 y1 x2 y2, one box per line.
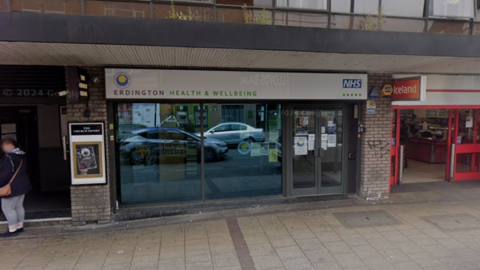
2 181 480 270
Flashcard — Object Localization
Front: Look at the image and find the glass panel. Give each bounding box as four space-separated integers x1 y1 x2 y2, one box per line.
217 0 272 8
216 7 272 24
153 3 213 21
116 103 202 205
382 0 425 17
331 14 386 31
456 153 477 173
457 109 477 144
11 0 81 14
321 110 342 187
427 20 470 35
331 0 350 13
473 23 480 34
276 0 327 10
475 0 480 21
274 11 328 28
330 14 356 30
293 110 316 189
430 0 474 18
86 0 150 18
204 103 282 199
382 17 425 32
353 0 378 14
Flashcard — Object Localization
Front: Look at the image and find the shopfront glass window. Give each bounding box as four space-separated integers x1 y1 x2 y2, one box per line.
116 103 202 205
203 103 282 199
430 0 474 18
382 0 425 17
276 0 327 10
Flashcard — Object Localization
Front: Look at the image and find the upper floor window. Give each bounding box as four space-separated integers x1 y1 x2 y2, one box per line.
430 0 475 18
331 0 350 13
217 0 272 8
352 0 378 14
276 0 327 10
382 0 425 17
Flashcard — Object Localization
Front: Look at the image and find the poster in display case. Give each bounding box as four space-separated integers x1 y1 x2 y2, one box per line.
68 122 107 185
73 142 103 178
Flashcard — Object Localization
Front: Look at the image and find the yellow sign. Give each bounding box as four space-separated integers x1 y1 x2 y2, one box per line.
381 84 393 96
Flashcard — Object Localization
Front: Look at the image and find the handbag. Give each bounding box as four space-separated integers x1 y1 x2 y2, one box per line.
0 159 23 198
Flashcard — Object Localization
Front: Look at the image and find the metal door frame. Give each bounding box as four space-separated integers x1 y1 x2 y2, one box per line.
285 104 347 197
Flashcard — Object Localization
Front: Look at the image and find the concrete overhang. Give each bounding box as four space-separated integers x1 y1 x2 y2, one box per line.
1 12 480 74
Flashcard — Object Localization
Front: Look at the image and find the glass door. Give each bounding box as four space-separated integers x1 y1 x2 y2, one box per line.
291 108 344 196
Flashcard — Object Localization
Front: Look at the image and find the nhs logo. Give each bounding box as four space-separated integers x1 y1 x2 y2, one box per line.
343 79 362 88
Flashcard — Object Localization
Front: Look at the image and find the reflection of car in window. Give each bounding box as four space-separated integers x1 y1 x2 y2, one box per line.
196 122 265 146
119 127 228 165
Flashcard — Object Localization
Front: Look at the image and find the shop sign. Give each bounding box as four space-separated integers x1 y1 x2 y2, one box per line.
366 100 376 114
105 69 368 101
381 84 393 96
392 77 422 101
369 86 380 98
68 122 107 185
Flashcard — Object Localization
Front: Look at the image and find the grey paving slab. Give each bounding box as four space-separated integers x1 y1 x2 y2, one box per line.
424 214 480 231
333 210 402 229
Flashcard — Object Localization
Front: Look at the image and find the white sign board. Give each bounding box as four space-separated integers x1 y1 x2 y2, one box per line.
294 137 308 156
392 74 480 106
105 69 368 100
68 122 107 185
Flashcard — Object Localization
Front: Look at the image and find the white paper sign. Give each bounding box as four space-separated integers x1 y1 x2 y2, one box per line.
261 144 269 156
268 131 279 142
251 143 261 156
308 140 315 151
321 134 328 150
327 134 337 148
295 137 308 156
466 116 473 128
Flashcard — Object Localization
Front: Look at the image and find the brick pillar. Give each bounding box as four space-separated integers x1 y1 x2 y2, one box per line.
67 67 112 225
359 74 393 200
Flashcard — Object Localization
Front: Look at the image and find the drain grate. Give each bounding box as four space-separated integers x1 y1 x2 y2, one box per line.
333 210 402 228
424 214 480 231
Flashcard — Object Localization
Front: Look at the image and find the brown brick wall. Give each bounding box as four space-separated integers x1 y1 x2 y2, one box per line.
359 73 393 200
67 67 112 225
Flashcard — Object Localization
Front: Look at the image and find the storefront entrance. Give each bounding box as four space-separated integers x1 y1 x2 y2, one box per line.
391 106 480 187
291 107 344 196
0 105 71 218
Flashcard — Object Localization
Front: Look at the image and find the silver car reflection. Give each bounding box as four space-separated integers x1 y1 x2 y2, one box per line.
197 123 265 146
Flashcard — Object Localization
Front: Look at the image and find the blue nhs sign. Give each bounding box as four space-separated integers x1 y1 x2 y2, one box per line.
343 79 362 88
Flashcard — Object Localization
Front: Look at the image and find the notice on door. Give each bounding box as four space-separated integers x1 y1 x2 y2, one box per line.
294 136 308 156
321 134 328 150
327 134 336 148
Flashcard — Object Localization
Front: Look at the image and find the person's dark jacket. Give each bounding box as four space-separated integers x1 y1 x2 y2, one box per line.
0 153 14 191
0 148 31 198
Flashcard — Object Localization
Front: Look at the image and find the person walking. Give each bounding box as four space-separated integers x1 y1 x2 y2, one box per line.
0 138 31 237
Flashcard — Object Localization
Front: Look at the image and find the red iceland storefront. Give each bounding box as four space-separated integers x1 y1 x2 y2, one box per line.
390 75 480 188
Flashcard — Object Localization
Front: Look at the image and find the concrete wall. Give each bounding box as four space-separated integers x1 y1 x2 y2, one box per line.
67 67 111 225
359 73 393 200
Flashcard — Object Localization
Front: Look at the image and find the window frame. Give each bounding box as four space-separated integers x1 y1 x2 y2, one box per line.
429 0 475 19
